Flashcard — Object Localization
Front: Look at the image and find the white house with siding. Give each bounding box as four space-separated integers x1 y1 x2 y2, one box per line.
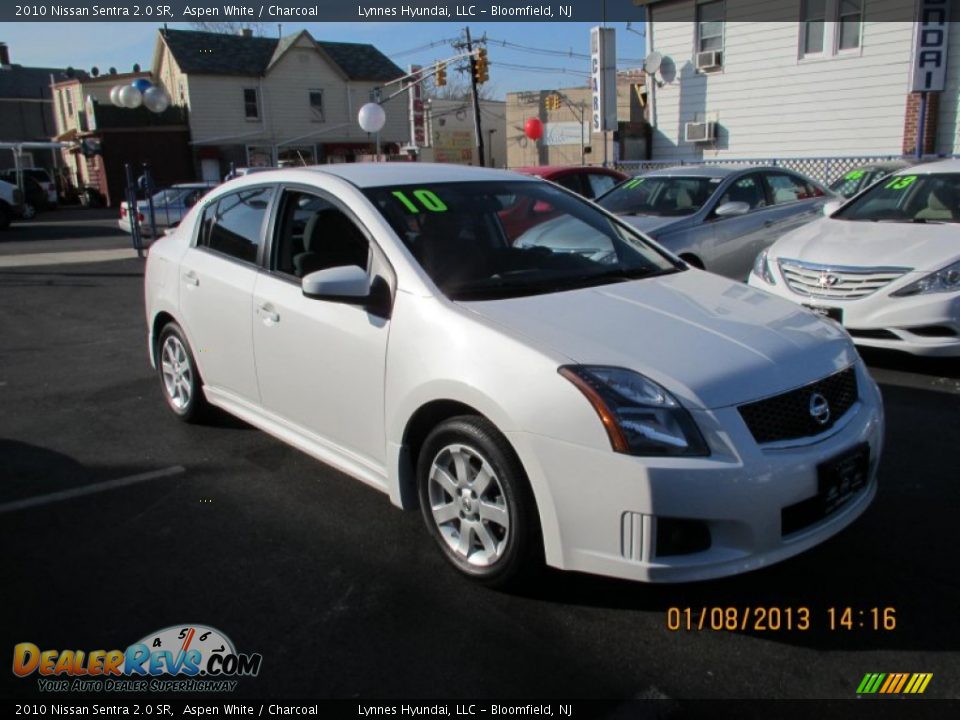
151 28 410 182
639 0 960 167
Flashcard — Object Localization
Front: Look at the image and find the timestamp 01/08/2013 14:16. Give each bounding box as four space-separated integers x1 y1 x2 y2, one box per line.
665 606 898 632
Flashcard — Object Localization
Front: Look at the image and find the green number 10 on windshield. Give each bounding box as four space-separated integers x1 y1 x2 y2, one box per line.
392 189 448 213
885 175 917 190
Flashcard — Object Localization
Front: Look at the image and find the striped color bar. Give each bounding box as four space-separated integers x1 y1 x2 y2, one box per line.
857 672 932 694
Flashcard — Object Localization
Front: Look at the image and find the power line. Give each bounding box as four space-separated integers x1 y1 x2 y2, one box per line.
389 38 458 59
494 61 591 77
484 37 644 65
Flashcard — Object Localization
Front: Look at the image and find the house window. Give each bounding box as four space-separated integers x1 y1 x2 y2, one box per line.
309 90 324 122
65 88 74 118
697 0 724 53
801 0 826 55
57 90 66 129
243 88 260 120
837 0 863 50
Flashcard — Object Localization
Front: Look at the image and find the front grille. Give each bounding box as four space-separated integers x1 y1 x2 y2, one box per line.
779 259 909 300
908 325 958 338
739 367 858 444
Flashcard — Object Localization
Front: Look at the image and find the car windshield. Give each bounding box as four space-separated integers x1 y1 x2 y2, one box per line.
364 181 682 300
833 173 960 223
829 169 874 198
597 176 718 216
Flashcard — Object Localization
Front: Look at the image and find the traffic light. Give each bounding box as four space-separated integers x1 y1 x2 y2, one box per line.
474 47 489 84
545 94 562 111
435 62 447 87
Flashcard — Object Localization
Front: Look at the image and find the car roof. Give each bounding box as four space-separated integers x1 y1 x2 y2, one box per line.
636 165 776 178
253 163 540 188
512 165 625 177
893 158 960 174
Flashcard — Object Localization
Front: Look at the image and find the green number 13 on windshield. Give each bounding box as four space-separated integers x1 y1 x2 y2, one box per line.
885 175 917 190
392 189 448 213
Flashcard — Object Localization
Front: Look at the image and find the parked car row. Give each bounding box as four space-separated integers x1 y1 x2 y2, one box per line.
0 168 59 221
529 159 956 358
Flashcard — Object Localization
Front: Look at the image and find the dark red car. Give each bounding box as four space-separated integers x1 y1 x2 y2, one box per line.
500 166 629 240
512 165 628 199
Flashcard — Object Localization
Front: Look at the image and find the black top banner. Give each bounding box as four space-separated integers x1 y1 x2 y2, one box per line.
1 0 922 24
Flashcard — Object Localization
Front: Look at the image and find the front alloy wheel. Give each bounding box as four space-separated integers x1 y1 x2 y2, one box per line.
427 443 511 567
418 416 541 587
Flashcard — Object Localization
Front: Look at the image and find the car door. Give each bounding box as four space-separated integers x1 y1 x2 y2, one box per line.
251 186 394 472
178 185 274 404
702 172 776 278
760 171 826 240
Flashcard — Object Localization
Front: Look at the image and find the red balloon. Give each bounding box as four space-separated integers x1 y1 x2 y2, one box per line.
524 117 543 141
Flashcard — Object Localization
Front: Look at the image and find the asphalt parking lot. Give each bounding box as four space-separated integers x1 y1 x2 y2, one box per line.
1 213 958 702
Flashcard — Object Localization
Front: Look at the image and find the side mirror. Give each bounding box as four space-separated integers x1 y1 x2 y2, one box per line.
302 265 392 319
714 201 750 218
822 199 843 217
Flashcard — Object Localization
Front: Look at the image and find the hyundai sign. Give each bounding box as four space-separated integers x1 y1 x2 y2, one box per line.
910 0 951 92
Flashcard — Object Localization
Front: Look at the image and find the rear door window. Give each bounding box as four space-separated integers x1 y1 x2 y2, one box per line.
198 187 272 264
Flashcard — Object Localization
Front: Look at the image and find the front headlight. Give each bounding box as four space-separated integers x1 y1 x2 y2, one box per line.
559 366 709 457
753 249 776 285
891 259 960 297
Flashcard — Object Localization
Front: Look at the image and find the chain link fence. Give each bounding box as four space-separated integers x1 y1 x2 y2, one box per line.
614 155 910 186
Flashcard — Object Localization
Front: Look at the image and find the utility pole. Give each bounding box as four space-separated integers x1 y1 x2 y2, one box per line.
463 27 485 167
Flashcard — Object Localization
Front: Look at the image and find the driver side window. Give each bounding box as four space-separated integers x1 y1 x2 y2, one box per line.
272 190 370 279
717 175 766 212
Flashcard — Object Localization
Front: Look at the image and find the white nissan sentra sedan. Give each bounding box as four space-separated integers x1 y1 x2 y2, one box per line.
750 159 960 356
144 164 883 586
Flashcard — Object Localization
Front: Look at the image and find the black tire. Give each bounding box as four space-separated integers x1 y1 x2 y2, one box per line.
417 415 542 588
156 322 212 423
0 203 10 231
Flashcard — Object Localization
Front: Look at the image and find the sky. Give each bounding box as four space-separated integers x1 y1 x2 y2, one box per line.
1 20 648 99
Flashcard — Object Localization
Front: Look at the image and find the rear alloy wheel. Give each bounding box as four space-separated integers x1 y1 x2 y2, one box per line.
22 203 36 220
157 322 211 423
418 416 541 587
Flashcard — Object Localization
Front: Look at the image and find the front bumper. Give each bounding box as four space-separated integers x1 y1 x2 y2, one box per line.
748 270 960 357
508 363 884 583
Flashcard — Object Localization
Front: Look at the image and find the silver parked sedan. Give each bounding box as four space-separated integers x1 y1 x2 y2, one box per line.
596 166 834 279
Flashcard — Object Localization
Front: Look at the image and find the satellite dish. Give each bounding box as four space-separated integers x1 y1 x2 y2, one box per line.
643 52 662 76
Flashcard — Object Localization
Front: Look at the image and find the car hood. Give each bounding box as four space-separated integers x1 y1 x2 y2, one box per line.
615 214 692 236
769 217 960 272
459 269 855 410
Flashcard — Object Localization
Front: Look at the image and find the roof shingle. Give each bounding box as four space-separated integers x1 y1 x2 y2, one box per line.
161 29 402 82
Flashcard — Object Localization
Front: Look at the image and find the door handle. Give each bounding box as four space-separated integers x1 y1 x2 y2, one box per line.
256 302 280 324
182 270 199 286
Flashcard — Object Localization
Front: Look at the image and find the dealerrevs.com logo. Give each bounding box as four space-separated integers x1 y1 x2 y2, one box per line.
13 625 262 693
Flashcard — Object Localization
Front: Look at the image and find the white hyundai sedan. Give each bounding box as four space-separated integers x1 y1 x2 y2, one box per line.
750 160 960 356
145 164 883 586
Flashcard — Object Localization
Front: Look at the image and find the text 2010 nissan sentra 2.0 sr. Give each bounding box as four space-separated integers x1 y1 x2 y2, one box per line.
144 164 883 586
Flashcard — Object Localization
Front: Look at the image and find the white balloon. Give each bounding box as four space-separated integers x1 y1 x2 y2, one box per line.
109 85 124 107
357 102 386 133
119 84 142 109
142 86 170 113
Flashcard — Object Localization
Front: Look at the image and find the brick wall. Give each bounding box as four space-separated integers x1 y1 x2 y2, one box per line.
902 92 940 156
